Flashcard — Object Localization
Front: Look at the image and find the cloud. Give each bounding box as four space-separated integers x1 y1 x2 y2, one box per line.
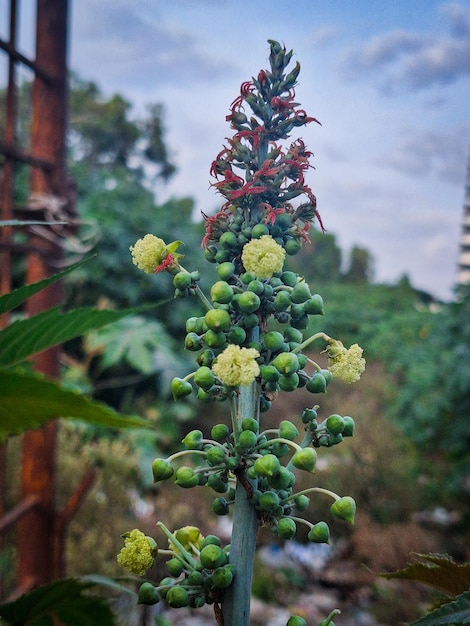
340 2 470 92
376 127 469 185
71 0 235 90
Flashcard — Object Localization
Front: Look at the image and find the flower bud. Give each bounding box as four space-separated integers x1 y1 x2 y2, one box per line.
306 372 327 394
287 616 307 626
290 282 311 304
342 416 355 437
272 352 299 375
303 293 324 315
291 448 317 472
254 453 281 477
166 586 189 608
308 521 330 544
212 497 230 516
171 377 193 400
325 414 345 436
166 557 184 577
276 517 297 540
211 280 234 304
211 423 230 442
137 582 160 605
279 420 299 441
212 564 234 588
205 308 231 333
330 496 356 524
194 366 216 391
152 458 174 483
200 544 228 569
182 429 204 450
259 490 280 511
175 466 199 488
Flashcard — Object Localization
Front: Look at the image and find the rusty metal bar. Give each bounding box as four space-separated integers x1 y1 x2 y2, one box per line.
17 0 69 587
0 140 53 170
0 38 55 84
0 495 41 534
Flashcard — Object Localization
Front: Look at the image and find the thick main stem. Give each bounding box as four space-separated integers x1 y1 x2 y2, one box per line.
222 381 260 625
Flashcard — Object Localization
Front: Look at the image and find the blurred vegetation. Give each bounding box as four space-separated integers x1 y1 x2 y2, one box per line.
2 77 469 624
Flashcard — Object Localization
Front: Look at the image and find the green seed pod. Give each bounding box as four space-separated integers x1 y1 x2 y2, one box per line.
166 585 190 608
182 429 204 450
247 279 265 295
291 448 317 472
283 327 303 343
251 223 269 238
291 313 309 330
188 570 204 586
200 544 228 569
184 332 203 351
152 458 174 483
271 441 290 458
217 261 236 280
342 416 355 437
254 453 281 477
166 557 184 577
280 271 297 287
290 281 311 304
278 372 300 392
294 494 310 511
306 372 327 394
211 423 230 442
326 414 345 435
272 352 300 375
273 290 292 312
240 271 255 284
276 517 297 540
287 615 307 626
212 564 234 589
219 231 238 249
301 407 317 424
260 364 281 382
205 308 231 333
308 521 330 544
201 534 222 548
207 473 229 493
279 420 299 441
330 496 356 524
173 271 192 290
212 497 230 516
206 445 226 466
227 326 246 345
284 238 301 255
215 248 230 263
197 348 215 367
268 466 295 490
171 377 193 400
237 291 261 313
259 490 280 511
263 330 285 352
194 366 215 391
210 280 234 304
238 430 258 449
241 417 259 432
240 312 259 328
226 457 239 471
137 582 160 605
303 293 324 315
204 329 227 349
186 316 199 333
175 466 199 488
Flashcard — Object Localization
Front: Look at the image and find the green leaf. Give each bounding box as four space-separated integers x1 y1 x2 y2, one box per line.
0 306 146 369
409 590 470 626
0 259 91 315
0 220 67 227
0 370 152 440
0 578 115 626
379 553 470 597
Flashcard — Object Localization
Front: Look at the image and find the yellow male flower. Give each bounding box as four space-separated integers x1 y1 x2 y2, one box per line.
130 235 183 274
117 529 158 576
326 341 366 383
212 344 260 386
241 235 286 279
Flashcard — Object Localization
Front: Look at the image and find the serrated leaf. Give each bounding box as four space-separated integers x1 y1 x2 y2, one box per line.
0 307 146 369
379 553 470 596
0 259 91 315
409 590 470 626
0 370 152 440
0 578 115 626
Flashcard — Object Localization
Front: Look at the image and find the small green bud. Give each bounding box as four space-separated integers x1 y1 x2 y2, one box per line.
325 414 345 436
137 582 160 605
204 328 227 349
238 429 258 449
175 466 199 488
290 282 311 304
152 458 174 483
205 308 231 332
194 366 216 390
227 325 246 344
199 544 228 569
284 327 303 343
173 271 191 290
291 448 317 472
188 570 204 585
301 407 317 424
237 291 261 313
278 372 299 392
197 348 215 367
184 332 203 351
207 473 229 493
287 616 307 626
248 279 265 295
330 496 356 524
212 497 230 516
308 521 330 544
182 429 203 450
253 453 281 477
206 446 226 466
303 293 324 315
259 490 280 511
217 261 236 280
342 416 355 437
272 352 299 375
241 417 259 432
200 534 221 548
211 423 230 442
280 271 297 287
306 372 327 394
268 466 295 490
166 585 189 608
166 557 184 577
212 564 234 588
171 377 193 400
294 494 310 511
279 420 299 441
211 280 234 304
273 290 292 312
263 330 285 351
276 517 297 540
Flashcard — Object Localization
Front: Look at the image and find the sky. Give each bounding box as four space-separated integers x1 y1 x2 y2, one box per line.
4 0 470 300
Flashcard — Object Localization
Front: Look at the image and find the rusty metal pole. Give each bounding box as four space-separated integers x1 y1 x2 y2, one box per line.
16 0 69 589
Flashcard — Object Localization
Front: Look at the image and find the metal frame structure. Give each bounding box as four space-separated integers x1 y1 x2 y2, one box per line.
0 0 95 600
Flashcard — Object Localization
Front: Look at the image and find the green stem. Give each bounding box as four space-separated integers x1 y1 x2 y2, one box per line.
292 331 331 354
222 335 260 625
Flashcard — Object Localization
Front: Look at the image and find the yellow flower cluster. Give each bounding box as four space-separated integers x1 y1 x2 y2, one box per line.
130 234 167 274
241 235 286 279
117 529 157 576
212 344 260 386
327 342 366 384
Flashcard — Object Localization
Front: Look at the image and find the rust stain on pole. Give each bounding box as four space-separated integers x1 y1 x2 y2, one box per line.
17 0 69 587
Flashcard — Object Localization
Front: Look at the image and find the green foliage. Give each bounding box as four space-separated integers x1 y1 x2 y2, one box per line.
0 578 115 626
380 554 470 626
